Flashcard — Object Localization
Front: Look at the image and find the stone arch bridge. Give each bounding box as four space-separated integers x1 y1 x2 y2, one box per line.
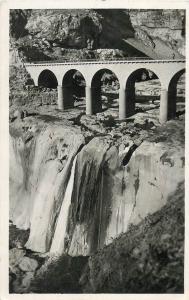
25 59 185 123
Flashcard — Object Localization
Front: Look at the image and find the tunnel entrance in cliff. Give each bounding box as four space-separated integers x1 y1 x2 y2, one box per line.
168 69 185 119
91 69 120 114
62 70 86 110
125 68 161 118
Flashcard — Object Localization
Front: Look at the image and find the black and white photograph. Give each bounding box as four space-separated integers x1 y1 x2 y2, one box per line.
0 0 188 298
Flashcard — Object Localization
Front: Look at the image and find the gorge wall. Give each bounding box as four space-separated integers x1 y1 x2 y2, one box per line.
10 9 185 63
9 115 184 257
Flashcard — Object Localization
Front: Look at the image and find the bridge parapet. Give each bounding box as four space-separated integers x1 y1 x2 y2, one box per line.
25 59 185 67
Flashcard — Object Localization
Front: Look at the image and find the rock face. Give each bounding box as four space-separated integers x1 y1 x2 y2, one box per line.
10 9 185 61
9 115 184 256
129 9 185 57
10 9 31 39
66 135 184 256
26 10 103 49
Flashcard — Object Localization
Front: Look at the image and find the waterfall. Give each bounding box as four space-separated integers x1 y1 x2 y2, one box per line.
50 155 77 255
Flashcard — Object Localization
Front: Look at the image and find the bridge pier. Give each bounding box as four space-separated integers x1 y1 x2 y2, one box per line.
86 86 93 115
168 87 177 119
92 86 102 113
63 86 74 108
57 85 64 110
119 86 126 120
159 88 168 124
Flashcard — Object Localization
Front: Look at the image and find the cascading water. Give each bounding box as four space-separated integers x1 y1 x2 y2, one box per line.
10 126 184 257
50 155 77 255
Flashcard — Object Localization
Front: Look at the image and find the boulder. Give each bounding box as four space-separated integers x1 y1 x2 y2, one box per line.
13 109 24 120
21 271 35 289
19 257 38 272
9 248 26 268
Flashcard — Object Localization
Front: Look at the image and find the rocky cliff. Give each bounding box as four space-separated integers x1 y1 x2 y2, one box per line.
10 9 185 62
129 9 185 57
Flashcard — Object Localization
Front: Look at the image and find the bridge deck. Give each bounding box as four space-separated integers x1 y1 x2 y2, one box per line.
25 59 185 67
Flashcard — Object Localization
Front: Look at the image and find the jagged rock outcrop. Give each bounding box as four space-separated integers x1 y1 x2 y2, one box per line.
9 9 31 39
129 9 185 57
10 9 134 61
26 10 102 49
10 9 185 61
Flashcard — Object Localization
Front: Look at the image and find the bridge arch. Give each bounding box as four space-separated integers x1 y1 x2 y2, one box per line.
38 69 58 88
62 69 86 109
91 68 120 114
168 69 185 119
124 68 161 118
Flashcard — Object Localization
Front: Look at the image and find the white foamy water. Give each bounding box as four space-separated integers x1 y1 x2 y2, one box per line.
50 155 77 254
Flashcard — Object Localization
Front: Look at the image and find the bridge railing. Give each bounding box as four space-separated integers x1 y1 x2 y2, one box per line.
26 57 153 64
24 57 185 65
